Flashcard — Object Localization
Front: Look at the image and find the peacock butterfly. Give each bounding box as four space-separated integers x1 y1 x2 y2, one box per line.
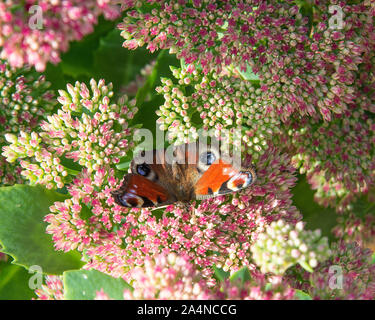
111 141 256 208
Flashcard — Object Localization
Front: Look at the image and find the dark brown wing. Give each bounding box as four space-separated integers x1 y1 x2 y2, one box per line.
130 142 201 203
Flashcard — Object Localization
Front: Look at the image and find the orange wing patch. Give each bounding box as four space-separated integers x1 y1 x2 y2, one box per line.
194 159 239 196
112 174 170 207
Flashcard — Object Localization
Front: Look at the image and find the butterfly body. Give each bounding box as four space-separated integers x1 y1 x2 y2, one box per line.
111 142 256 208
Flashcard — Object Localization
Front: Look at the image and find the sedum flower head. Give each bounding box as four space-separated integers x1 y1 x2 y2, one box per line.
293 241 375 300
0 59 55 134
104 253 295 300
45 166 126 252
120 0 375 120
123 253 296 300
124 253 213 299
155 65 281 160
289 106 375 211
0 1 120 71
46 145 300 283
332 211 375 249
2 79 137 189
251 219 331 275
34 244 375 300
0 58 55 185
217 274 295 300
34 275 64 300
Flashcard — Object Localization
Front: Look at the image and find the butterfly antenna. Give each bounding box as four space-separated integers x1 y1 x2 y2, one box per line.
149 205 169 211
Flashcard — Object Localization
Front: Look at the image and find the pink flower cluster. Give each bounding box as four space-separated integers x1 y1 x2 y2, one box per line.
251 220 331 275
45 145 300 283
119 0 375 121
287 242 375 300
288 105 375 211
123 253 213 299
155 65 282 157
217 275 295 300
0 0 120 71
2 79 137 188
0 58 55 185
333 211 375 248
34 275 64 300
37 254 295 300
45 166 132 253
122 253 295 300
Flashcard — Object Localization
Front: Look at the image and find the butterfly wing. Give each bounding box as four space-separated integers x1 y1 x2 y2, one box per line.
129 143 200 204
111 174 174 208
112 141 257 207
194 159 256 200
112 147 181 208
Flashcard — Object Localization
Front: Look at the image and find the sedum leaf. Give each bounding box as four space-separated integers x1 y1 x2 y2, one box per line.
0 185 83 274
0 260 36 300
294 289 313 300
63 269 132 300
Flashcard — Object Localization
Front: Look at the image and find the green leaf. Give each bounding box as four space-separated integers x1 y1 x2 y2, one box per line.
60 16 119 81
44 63 67 92
299 261 314 273
93 30 158 94
0 185 83 274
63 269 132 300
292 175 339 242
59 156 83 176
131 50 179 133
116 161 131 171
346 193 375 219
93 29 130 91
0 260 36 300
229 266 251 284
213 265 230 282
236 63 260 82
132 95 164 135
294 289 313 300
135 53 162 106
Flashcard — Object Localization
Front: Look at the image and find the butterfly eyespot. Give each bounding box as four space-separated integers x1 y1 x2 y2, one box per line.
123 195 144 208
135 163 158 181
227 171 255 192
200 151 216 166
197 148 220 172
136 163 151 176
126 197 141 207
